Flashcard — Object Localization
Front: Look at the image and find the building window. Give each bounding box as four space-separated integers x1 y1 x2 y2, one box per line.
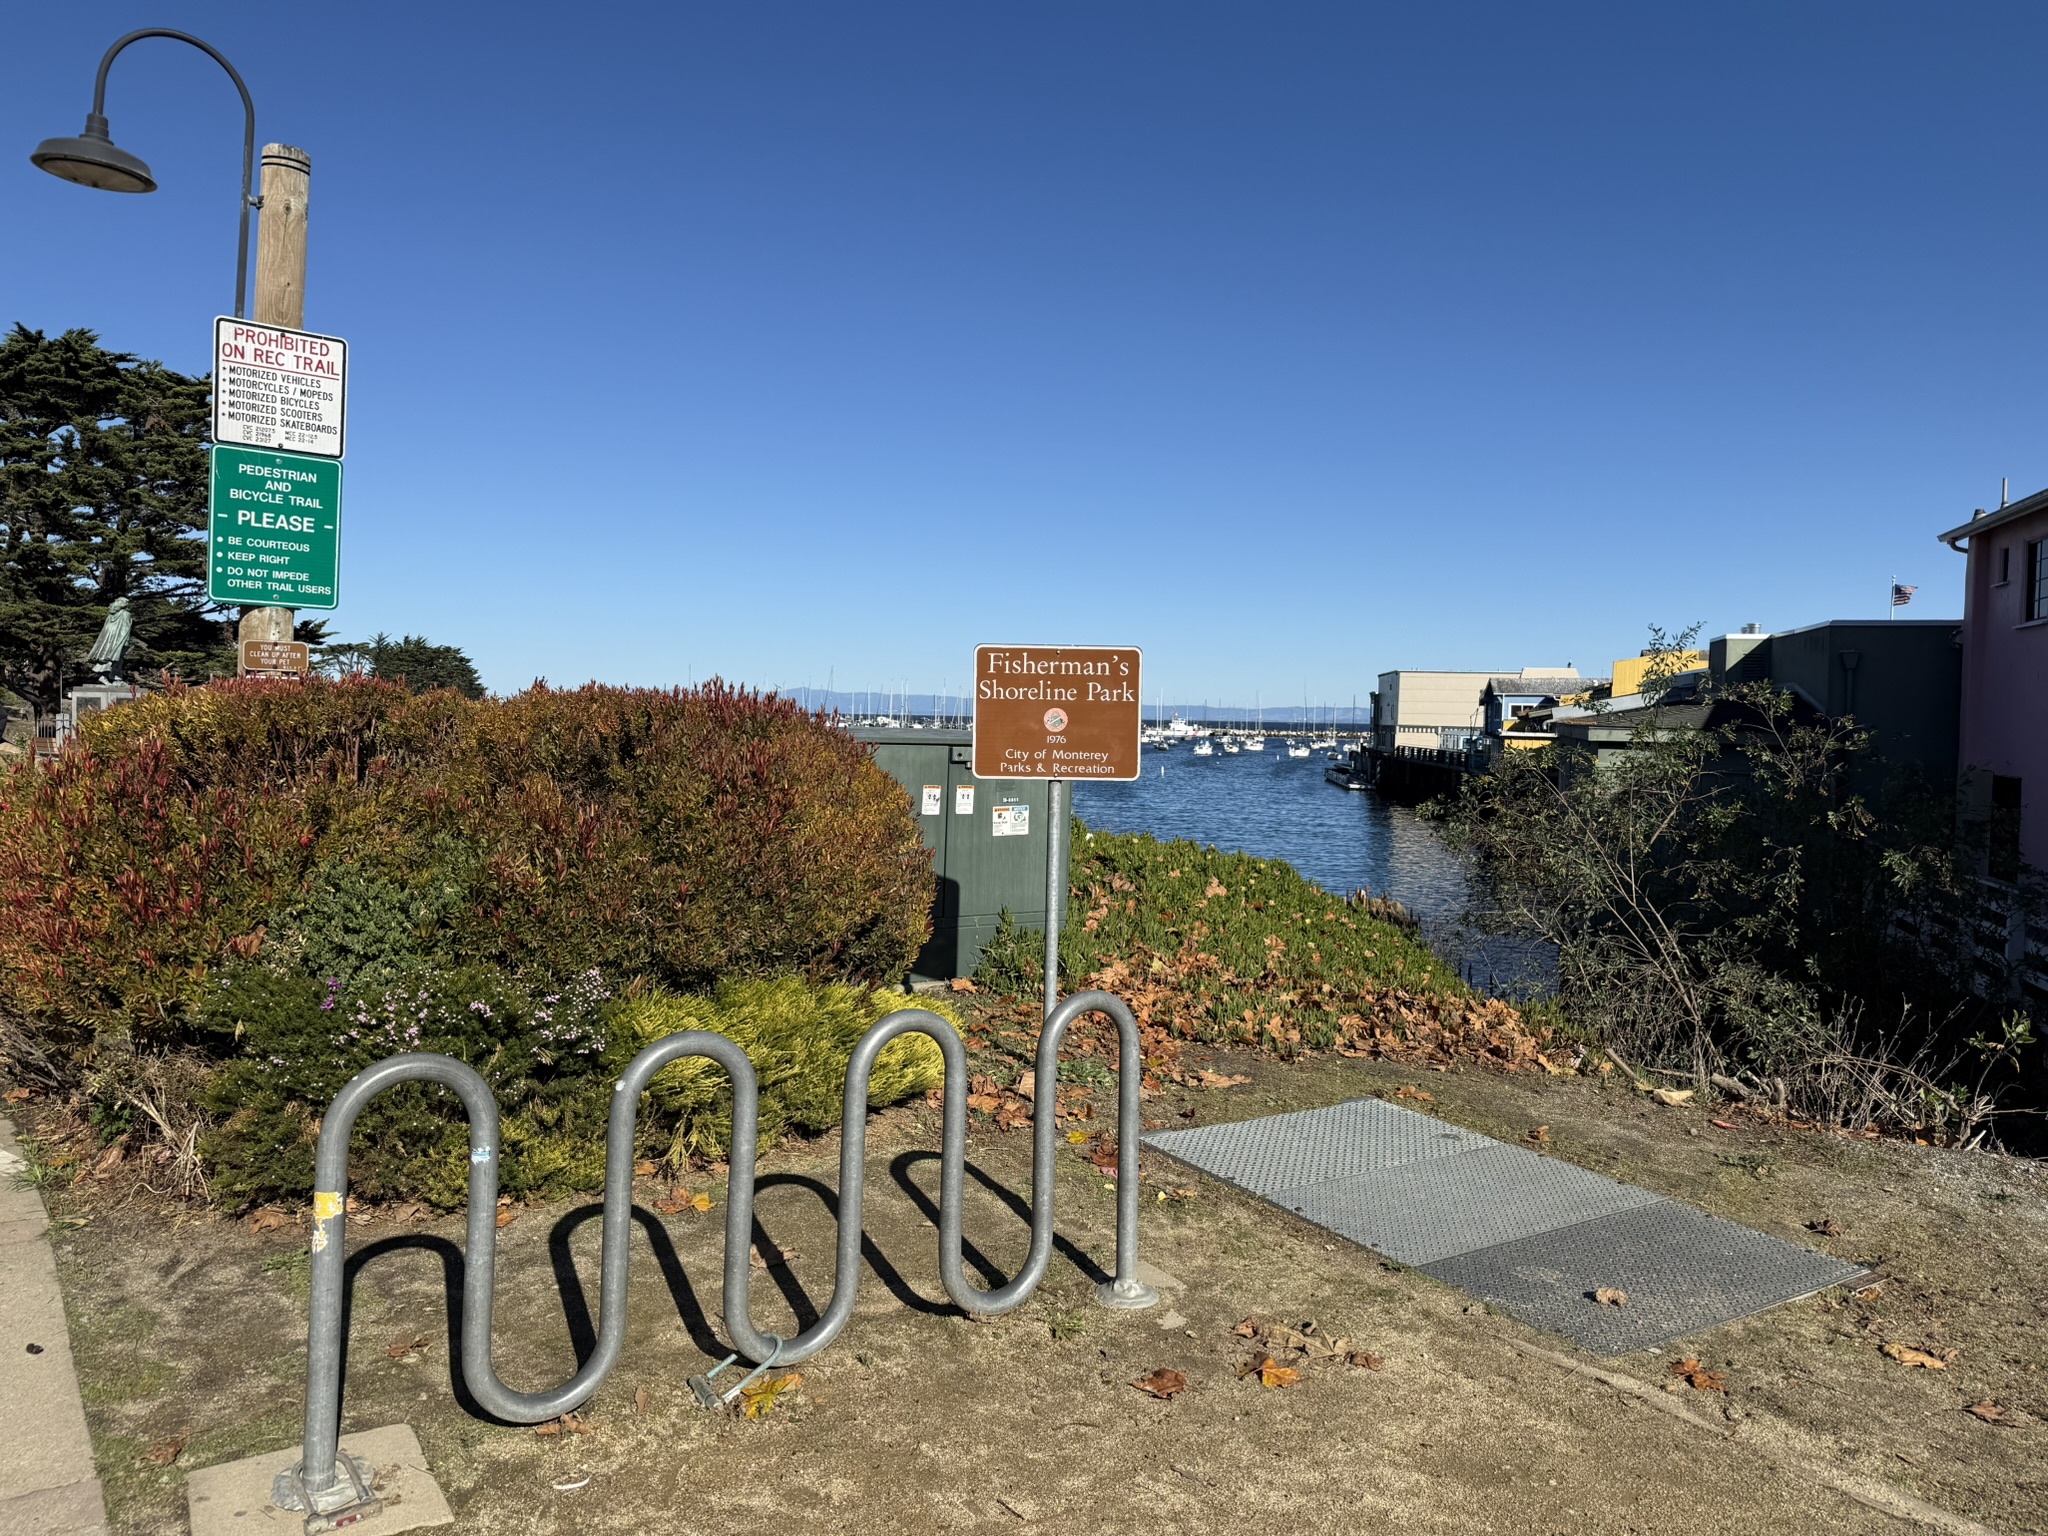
1997 545 2010 585
2032 540 2048 622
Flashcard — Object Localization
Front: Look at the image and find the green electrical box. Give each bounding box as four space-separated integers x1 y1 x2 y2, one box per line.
855 727 1065 981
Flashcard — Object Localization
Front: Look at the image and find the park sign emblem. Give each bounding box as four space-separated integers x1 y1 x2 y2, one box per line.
972 645 1143 781
207 447 341 609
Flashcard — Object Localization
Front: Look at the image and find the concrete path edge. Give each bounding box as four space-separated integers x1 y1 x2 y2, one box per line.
0 1112 110 1536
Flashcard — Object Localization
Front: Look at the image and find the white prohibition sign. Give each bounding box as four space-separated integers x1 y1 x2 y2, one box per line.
212 316 348 459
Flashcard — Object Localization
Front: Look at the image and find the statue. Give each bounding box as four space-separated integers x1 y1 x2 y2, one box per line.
82 597 134 682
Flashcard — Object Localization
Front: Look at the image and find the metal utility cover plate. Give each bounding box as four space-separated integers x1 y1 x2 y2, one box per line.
1144 1098 1865 1353
1142 1099 1488 1196
1421 1201 1868 1353
1265 1143 1665 1268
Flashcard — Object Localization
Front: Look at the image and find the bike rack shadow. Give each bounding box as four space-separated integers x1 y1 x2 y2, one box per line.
888 1149 1111 1290
340 1231 480 1419
545 1204 725 1361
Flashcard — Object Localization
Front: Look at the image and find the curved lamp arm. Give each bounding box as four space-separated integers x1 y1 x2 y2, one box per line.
91 29 258 318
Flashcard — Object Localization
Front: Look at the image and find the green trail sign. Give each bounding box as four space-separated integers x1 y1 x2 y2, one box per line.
208 446 340 610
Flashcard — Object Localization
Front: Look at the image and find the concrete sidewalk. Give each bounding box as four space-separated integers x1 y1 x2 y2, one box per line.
0 1114 108 1536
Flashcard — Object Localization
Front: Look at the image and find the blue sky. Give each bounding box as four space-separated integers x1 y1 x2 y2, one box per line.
8 2 2042 704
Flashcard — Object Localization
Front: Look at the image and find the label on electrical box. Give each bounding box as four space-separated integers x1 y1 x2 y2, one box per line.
992 804 1030 837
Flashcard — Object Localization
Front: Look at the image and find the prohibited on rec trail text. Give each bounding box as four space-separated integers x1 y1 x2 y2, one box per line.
972 644 1142 780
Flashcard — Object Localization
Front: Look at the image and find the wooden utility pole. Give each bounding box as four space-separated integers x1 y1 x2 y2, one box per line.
237 142 311 657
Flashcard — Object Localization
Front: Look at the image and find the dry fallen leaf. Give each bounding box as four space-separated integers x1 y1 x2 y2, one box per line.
1393 1085 1435 1103
1650 1088 1695 1107
92 1142 125 1177
1710 1119 1739 1130
1527 1125 1551 1145
246 1208 289 1234
949 977 978 993
1195 1070 1251 1089
1255 1356 1300 1389
1964 1399 2015 1426
495 1205 519 1229
1232 1317 1261 1338
632 1159 658 1178
1806 1218 1843 1238
739 1371 803 1420
1065 1130 1090 1144
533 1411 594 1437
1132 1368 1189 1400
634 1386 650 1415
1347 1351 1384 1370
385 1333 430 1360
1594 1288 1628 1308
142 1435 187 1467
1881 1342 1954 1370
1086 1136 1121 1178
750 1244 799 1271
1668 1358 1729 1392
2 1087 31 1104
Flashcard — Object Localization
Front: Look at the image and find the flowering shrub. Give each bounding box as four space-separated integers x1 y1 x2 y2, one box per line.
202 963 622 1208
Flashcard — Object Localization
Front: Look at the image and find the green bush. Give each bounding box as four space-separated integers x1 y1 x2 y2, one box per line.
978 822 1545 1068
201 963 619 1209
612 977 955 1166
0 676 934 1062
0 675 942 1204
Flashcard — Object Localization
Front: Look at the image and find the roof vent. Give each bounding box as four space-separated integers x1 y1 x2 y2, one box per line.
1740 623 1761 634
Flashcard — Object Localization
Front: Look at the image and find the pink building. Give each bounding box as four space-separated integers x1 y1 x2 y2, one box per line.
1940 493 2048 878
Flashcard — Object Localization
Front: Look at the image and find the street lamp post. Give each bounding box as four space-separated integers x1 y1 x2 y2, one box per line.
31 27 259 319
34 30 314 669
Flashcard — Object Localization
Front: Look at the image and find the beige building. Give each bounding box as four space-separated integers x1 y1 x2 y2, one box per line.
1372 667 1580 751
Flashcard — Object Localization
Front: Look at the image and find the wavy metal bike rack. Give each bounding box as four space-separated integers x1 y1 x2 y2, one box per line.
273 989 1157 1530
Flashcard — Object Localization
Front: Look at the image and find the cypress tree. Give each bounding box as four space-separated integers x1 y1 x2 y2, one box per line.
0 323 227 718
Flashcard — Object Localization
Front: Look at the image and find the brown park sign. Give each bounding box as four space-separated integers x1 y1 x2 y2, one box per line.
240 638 310 677
973 644 1142 781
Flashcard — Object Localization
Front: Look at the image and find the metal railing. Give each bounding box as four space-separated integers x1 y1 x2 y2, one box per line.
273 990 1157 1530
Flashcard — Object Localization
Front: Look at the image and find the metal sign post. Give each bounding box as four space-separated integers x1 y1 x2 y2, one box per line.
971 644 1143 1018
1043 779 1066 1021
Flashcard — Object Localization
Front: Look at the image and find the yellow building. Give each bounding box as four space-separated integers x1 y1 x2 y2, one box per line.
1610 649 1706 699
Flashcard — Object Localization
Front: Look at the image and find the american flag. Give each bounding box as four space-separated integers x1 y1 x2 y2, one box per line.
1891 583 1917 607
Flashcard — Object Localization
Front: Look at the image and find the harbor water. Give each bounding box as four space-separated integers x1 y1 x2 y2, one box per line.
1072 744 1551 997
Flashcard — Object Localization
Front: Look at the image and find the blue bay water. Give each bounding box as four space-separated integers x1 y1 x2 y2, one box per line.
1071 745 1550 996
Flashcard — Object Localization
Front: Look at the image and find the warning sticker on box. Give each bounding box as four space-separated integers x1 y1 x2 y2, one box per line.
992 805 1030 837
955 785 975 815
921 784 942 815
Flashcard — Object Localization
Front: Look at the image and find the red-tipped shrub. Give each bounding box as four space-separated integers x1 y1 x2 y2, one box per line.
0 677 932 1071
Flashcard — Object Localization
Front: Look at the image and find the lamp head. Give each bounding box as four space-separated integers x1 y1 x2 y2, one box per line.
31 113 156 193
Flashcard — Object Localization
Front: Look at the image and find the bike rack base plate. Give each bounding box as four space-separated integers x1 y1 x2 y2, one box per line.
188 1423 452 1536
